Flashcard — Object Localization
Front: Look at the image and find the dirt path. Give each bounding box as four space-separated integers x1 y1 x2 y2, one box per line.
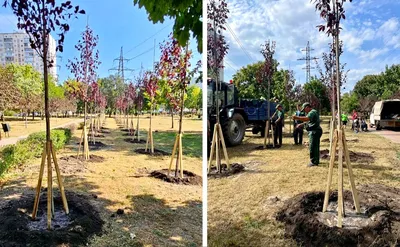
0 117 202 247
0 119 83 147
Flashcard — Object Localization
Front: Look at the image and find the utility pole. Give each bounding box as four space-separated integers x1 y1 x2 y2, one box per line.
297 41 318 83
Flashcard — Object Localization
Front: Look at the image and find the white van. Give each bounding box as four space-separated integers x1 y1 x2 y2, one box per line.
370 99 400 130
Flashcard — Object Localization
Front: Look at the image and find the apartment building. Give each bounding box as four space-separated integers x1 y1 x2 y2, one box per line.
0 32 57 79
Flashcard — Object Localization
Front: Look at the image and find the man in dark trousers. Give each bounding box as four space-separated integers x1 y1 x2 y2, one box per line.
293 102 322 167
273 104 284 148
293 104 305 145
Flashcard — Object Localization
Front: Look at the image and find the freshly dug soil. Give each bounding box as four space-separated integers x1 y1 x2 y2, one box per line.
208 163 245 178
123 138 146 144
150 169 202 185
276 184 400 247
60 155 105 163
320 149 374 163
94 133 105 138
98 129 110 134
77 141 108 150
134 148 170 156
0 191 104 247
120 128 130 132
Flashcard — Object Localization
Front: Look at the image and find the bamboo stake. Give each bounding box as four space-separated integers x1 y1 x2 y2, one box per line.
323 130 338 212
50 142 69 214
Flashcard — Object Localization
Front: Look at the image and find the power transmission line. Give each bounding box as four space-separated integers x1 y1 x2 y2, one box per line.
225 22 255 63
297 41 319 83
108 46 135 84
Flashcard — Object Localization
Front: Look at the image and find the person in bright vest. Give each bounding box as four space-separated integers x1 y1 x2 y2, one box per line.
293 103 305 145
292 102 322 167
341 113 348 128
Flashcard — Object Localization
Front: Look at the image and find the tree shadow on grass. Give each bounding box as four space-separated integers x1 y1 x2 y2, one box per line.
122 194 202 247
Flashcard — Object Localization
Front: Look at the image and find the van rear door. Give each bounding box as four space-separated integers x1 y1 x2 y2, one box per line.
373 101 383 121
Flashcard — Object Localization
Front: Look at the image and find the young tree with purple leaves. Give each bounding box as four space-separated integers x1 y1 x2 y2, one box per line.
207 0 230 172
67 24 100 160
2 0 85 229
159 35 201 178
143 70 158 154
126 82 137 135
313 0 360 227
257 40 276 148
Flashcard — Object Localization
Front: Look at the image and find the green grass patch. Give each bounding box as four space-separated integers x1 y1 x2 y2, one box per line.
0 128 72 177
153 132 202 158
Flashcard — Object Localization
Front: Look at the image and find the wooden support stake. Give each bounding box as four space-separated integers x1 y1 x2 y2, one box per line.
145 129 150 152
77 128 84 158
46 141 52 229
337 129 344 228
215 125 220 172
207 126 217 173
32 143 47 219
342 129 361 213
264 121 269 148
218 123 230 169
168 135 179 175
179 133 183 178
50 142 69 214
323 130 338 212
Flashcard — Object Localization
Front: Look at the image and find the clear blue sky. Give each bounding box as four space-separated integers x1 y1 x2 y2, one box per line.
0 0 201 84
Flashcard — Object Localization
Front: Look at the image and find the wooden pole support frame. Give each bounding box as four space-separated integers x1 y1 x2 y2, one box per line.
208 123 230 173
322 127 360 228
32 140 69 230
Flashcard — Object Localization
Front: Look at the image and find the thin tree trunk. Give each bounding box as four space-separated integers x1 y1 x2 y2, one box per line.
171 110 174 129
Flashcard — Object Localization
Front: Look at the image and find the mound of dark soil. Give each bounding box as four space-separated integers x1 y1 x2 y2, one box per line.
320 149 374 163
123 138 146 144
77 141 108 150
0 191 104 247
134 148 170 156
322 138 359 143
276 184 400 247
208 163 245 178
150 169 202 185
93 134 105 138
60 155 105 163
98 129 110 134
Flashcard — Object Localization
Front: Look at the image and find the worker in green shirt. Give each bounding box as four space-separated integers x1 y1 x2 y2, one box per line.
292 102 322 167
341 113 348 128
272 104 284 148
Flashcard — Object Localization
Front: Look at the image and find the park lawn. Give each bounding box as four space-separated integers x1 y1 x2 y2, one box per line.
208 116 400 247
0 115 202 247
1 116 81 138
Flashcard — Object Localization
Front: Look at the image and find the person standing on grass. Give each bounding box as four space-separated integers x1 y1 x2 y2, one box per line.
293 104 305 145
341 113 348 128
293 102 322 167
273 104 284 148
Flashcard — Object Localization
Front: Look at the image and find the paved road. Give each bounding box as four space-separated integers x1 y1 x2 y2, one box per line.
370 128 400 144
0 119 83 147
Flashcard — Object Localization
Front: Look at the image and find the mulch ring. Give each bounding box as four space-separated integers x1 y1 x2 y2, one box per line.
320 149 374 163
208 163 246 178
0 191 104 247
99 127 111 134
119 128 130 132
77 141 108 150
276 184 400 247
123 138 146 144
134 148 170 156
93 133 105 138
150 169 202 185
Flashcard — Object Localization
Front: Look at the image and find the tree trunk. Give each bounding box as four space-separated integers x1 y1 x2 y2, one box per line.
171 110 174 129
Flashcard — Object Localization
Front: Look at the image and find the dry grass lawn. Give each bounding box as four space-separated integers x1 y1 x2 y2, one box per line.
0 115 202 247
1 116 81 138
208 117 400 247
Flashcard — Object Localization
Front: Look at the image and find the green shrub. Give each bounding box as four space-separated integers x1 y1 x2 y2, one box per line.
3 110 16 116
0 128 72 177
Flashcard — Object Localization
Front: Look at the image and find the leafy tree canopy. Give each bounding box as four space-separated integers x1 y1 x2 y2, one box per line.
133 0 202 53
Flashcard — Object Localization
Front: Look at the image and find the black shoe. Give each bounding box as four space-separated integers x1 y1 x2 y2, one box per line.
307 163 318 167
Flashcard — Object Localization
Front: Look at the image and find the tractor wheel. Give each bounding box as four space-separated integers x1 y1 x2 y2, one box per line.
223 113 245 146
